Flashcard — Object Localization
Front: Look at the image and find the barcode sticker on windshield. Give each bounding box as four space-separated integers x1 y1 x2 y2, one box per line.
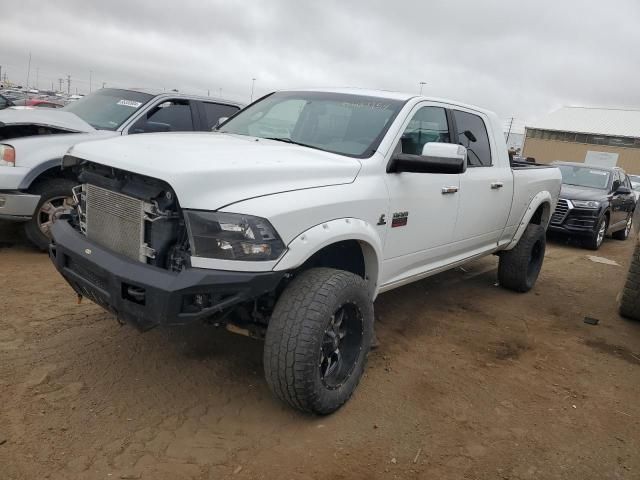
117 99 142 108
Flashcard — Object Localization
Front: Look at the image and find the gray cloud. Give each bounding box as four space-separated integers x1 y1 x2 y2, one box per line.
1 0 638 130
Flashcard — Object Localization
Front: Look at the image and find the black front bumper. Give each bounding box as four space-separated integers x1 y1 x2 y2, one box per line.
50 221 285 331
548 206 601 237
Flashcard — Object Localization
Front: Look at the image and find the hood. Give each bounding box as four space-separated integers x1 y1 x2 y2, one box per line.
560 184 610 202
67 132 362 210
0 108 95 133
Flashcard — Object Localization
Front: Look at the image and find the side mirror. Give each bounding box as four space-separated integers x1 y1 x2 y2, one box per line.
387 143 467 174
212 117 229 131
616 186 632 195
131 121 171 134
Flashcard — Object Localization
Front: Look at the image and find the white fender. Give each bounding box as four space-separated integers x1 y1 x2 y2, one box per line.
274 218 384 298
504 191 553 250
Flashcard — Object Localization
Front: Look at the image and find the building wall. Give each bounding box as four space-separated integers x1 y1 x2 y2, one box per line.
522 138 640 174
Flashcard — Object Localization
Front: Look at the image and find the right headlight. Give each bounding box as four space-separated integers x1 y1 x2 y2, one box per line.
571 200 600 209
184 210 286 261
0 144 15 166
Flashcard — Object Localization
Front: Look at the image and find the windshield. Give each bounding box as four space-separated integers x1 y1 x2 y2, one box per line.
218 91 405 157
63 88 153 130
557 165 611 189
629 175 640 191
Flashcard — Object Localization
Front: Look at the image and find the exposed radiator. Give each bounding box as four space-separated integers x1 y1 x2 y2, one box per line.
85 184 145 261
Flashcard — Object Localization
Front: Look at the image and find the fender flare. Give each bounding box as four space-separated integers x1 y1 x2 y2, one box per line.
273 218 384 298
18 158 63 189
504 191 553 250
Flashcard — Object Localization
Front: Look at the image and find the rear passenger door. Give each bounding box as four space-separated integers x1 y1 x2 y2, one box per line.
198 101 241 131
451 109 513 253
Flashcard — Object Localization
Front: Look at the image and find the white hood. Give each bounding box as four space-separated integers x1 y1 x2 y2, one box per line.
67 132 362 210
0 108 96 132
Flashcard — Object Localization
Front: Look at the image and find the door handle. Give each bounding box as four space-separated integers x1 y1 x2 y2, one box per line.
442 186 459 194
491 182 504 189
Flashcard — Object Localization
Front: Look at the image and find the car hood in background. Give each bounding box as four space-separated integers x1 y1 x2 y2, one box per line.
66 132 362 210
560 184 610 202
0 108 96 133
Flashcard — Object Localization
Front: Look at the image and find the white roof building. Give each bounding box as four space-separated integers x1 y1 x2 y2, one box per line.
529 106 640 138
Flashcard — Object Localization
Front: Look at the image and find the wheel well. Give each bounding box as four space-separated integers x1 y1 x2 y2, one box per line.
530 202 550 226
26 164 74 190
297 240 379 296
299 240 365 278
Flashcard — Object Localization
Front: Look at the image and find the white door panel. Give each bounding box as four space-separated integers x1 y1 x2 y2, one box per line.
380 104 461 286
454 166 513 245
382 172 460 260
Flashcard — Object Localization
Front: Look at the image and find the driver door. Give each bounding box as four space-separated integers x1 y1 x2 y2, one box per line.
381 104 461 288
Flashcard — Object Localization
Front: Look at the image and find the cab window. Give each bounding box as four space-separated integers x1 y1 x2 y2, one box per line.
398 106 450 155
452 110 492 167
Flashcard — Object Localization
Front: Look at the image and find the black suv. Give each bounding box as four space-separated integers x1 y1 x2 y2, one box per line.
548 162 636 250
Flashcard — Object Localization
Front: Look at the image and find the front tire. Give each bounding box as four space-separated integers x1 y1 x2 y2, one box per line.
24 179 77 251
584 215 608 250
498 223 546 293
264 268 373 414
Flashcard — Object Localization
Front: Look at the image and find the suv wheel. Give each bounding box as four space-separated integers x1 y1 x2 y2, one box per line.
264 268 373 414
498 223 546 293
612 214 633 241
584 216 608 250
24 179 77 251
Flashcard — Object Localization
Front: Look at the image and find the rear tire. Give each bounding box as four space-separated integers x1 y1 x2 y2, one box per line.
584 216 608 250
619 239 640 321
498 223 546 293
24 178 77 251
263 268 373 414
612 214 633 241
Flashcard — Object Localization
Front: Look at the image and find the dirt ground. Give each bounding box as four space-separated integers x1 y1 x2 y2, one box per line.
1 222 639 480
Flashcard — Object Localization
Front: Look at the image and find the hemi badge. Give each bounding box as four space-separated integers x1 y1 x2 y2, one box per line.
84 248 92 255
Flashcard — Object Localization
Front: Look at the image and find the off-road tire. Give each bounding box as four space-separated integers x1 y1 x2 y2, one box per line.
619 239 640 321
24 178 77 251
264 268 373 415
584 216 608 250
612 214 633 241
498 223 546 293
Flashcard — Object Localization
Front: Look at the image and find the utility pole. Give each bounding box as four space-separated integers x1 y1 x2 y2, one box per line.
66 74 71 95
506 117 514 143
58 78 64 92
36 67 39 90
419 81 427 94
26 52 32 89
219 88 222 97
89 70 92 93
207 89 210 97
250 77 256 102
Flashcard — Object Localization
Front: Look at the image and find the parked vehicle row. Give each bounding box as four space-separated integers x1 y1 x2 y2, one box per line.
0 88 243 249
44 88 562 414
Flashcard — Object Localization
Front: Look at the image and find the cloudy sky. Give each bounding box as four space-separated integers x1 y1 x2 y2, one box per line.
2 0 638 131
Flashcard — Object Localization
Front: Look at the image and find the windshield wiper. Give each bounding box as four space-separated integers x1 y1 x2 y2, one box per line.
264 137 321 151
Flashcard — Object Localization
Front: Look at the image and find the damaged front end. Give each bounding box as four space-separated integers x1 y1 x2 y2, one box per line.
50 157 285 333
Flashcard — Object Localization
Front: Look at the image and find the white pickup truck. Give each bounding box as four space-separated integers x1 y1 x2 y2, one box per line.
0 88 243 249
49 88 561 414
